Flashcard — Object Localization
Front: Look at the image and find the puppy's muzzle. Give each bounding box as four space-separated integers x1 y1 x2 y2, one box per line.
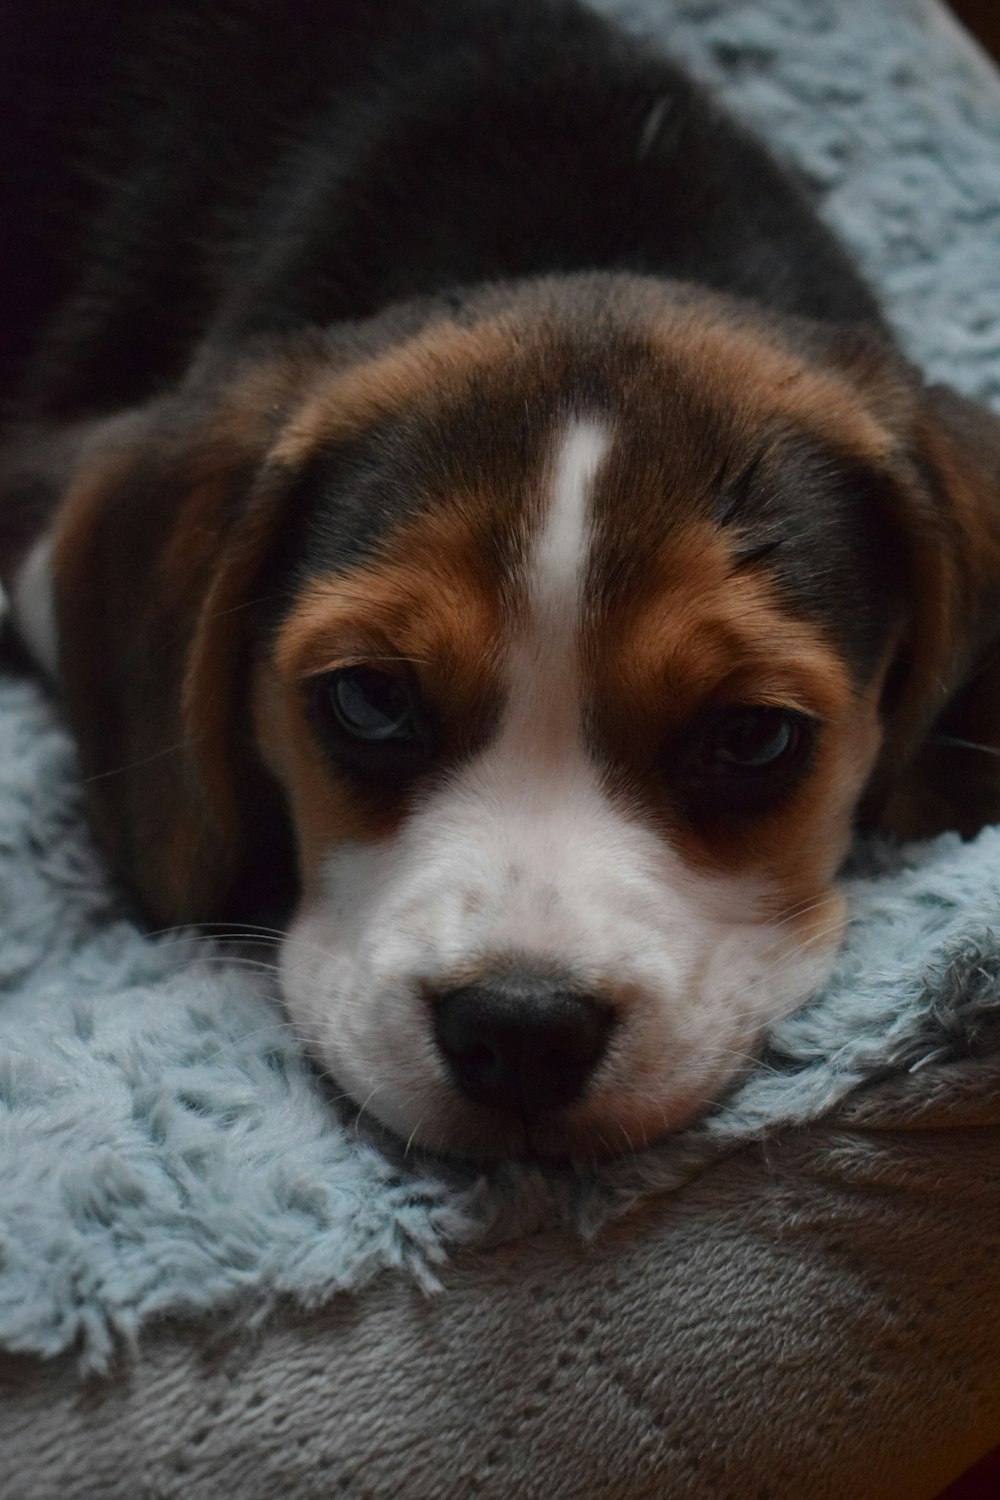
431 970 616 1115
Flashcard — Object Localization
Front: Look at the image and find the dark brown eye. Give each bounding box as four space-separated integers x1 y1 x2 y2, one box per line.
675 705 815 821
307 665 433 787
701 706 804 774
327 666 416 743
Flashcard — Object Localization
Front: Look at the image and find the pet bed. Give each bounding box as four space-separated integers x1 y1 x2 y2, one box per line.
1 1 1000 1495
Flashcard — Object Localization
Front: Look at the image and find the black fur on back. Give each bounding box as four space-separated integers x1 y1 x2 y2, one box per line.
0 0 885 423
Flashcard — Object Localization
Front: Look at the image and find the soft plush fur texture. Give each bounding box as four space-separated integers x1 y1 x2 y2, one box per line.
1 0 1000 1416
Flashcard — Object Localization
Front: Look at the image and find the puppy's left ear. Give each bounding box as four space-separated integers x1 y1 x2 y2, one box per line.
868 381 1000 839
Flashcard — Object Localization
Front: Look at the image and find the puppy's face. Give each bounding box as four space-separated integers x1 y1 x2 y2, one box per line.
244 282 906 1158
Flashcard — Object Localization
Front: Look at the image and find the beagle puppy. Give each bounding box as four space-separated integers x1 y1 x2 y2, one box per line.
2 0 1000 1160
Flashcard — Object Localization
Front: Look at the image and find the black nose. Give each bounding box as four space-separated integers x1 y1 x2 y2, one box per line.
432 973 614 1115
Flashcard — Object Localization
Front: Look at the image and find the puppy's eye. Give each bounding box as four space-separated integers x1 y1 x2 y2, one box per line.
700 706 806 775
326 666 416 743
676 707 816 822
307 666 432 786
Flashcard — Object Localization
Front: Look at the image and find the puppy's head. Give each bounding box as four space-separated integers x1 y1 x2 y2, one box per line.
44 275 1000 1159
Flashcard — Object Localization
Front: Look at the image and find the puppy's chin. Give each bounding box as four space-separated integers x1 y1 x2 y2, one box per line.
337 1068 750 1164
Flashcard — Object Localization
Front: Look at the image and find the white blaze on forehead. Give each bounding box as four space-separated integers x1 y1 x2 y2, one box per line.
529 418 608 610
504 418 609 753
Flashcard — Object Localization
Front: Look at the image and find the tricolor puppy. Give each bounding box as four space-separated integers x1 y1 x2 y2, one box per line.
2 1 1000 1160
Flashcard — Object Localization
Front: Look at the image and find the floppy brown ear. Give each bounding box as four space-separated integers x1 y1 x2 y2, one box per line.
3 346 331 926
867 383 1000 840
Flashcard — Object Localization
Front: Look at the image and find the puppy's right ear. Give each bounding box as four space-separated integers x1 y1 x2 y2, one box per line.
0 341 335 926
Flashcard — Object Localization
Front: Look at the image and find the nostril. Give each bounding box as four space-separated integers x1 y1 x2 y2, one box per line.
432 972 615 1115
463 1040 504 1094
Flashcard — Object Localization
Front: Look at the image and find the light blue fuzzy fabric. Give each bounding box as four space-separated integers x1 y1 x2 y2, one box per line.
1 0 999 1372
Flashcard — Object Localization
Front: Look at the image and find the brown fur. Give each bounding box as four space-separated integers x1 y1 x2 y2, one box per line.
44 348 333 921
261 502 511 890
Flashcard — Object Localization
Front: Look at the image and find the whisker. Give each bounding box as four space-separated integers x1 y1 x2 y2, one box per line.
185 955 284 978
928 733 1000 758
404 1117 427 1157
150 925 373 985
765 892 842 932
191 1017 325 1070
350 1082 390 1139
146 922 288 944
81 738 196 783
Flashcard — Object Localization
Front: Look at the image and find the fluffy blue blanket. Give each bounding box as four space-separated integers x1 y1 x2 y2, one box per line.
2 0 999 1373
